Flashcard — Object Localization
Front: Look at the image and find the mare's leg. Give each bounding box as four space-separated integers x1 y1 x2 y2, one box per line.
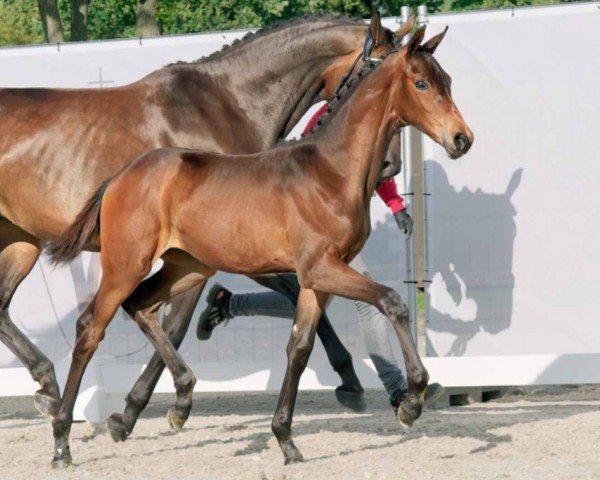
251 274 364 407
0 219 60 417
107 282 204 441
300 255 429 428
271 287 329 464
52 271 145 468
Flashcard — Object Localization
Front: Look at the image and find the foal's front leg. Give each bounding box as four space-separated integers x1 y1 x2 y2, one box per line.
272 288 329 464
303 254 429 428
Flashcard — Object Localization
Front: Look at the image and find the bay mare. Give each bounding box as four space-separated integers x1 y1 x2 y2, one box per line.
0 14 410 438
48 25 473 467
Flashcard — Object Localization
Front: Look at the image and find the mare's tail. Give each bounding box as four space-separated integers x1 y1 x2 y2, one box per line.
45 179 111 265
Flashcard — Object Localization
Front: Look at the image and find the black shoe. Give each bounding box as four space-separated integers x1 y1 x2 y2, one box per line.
196 284 233 340
390 382 446 415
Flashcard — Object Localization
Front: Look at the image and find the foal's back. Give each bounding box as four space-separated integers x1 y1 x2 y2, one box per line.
101 142 350 275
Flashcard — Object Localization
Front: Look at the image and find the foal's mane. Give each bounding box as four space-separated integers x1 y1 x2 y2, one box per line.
168 13 365 67
279 48 398 145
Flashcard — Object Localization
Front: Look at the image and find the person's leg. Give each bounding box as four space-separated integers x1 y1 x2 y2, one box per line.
350 256 444 409
197 274 365 411
355 300 407 402
227 291 295 319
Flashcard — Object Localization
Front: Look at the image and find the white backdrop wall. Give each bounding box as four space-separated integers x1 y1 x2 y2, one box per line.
1 5 599 415
422 4 600 373
0 27 409 404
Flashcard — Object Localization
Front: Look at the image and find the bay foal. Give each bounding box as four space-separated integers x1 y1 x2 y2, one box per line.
47 25 472 467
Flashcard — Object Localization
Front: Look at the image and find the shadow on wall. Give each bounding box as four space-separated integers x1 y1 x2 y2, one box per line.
425 161 523 357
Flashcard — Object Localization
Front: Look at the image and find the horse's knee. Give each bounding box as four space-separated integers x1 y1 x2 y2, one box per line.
379 289 409 320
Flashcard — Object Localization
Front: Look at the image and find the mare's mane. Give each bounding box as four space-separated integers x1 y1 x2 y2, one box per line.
168 13 365 67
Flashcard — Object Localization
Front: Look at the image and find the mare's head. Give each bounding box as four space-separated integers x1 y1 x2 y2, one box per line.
386 26 473 159
319 12 416 100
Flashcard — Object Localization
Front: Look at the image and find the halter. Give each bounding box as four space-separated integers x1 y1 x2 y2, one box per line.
333 28 387 98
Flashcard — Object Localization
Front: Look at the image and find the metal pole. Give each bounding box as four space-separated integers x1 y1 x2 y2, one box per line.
400 6 417 341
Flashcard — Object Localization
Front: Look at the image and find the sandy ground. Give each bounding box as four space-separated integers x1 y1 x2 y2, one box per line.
0 387 599 480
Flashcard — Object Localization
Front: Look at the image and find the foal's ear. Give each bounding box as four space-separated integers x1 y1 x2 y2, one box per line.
395 14 415 43
421 26 449 54
368 11 387 47
405 25 426 57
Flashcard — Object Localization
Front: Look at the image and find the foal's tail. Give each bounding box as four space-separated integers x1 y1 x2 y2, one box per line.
45 179 110 265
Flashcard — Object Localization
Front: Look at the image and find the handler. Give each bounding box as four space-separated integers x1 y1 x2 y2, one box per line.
196 103 444 415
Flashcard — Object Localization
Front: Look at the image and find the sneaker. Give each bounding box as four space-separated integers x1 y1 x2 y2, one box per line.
390 382 446 415
196 284 233 340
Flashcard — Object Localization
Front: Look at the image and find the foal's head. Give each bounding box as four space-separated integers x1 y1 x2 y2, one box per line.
388 26 474 159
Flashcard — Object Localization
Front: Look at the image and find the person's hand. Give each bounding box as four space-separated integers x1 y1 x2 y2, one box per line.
394 209 413 238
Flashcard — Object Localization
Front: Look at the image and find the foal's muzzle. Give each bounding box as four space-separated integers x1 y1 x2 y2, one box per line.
447 131 473 159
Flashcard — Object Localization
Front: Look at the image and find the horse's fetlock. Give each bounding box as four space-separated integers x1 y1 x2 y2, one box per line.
177 370 196 392
332 352 353 374
411 369 429 392
31 359 56 383
52 413 72 435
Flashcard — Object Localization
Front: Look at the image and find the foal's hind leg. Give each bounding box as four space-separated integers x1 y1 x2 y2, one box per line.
52 271 145 468
111 253 211 438
271 288 329 464
107 283 204 442
0 220 60 418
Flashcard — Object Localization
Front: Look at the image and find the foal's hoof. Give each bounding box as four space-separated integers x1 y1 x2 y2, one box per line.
34 390 60 419
397 392 425 429
107 413 131 442
335 387 366 413
397 405 416 429
167 407 187 432
51 448 72 469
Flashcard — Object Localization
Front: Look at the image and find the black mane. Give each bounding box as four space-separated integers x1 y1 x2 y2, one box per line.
168 13 365 67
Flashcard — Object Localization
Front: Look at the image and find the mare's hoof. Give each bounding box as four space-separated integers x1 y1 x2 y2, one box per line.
51 448 72 469
34 391 60 419
167 407 187 432
335 387 366 413
107 413 130 442
284 451 304 465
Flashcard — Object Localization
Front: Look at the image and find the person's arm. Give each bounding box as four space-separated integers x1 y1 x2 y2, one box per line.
376 178 413 237
302 103 329 136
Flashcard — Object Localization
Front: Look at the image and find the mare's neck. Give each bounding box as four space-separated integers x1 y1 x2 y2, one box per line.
193 22 367 149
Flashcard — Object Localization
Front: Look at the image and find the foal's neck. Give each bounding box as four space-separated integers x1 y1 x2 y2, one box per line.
315 59 398 196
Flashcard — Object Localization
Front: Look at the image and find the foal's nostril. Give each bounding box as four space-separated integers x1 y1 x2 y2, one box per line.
454 133 470 152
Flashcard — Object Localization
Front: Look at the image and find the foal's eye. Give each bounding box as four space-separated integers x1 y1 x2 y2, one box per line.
415 80 428 90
